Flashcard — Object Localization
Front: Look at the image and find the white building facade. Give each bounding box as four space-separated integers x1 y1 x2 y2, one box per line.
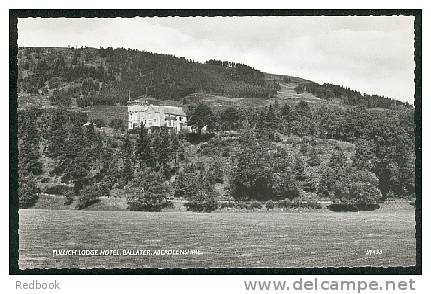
128 102 189 133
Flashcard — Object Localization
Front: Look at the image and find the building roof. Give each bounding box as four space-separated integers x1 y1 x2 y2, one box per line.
158 106 186 116
128 104 187 116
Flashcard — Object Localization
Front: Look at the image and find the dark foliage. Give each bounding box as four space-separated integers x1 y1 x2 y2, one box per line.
18 176 39 208
126 170 172 212
327 203 380 212
18 47 279 106
295 82 413 109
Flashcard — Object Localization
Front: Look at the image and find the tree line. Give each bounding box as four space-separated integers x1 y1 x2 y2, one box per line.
18 47 279 107
295 82 413 109
17 96 415 211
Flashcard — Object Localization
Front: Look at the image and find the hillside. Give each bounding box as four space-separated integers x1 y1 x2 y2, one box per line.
17 46 412 113
17 47 280 108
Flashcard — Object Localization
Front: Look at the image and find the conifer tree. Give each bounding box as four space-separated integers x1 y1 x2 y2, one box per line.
122 131 133 185
136 123 151 169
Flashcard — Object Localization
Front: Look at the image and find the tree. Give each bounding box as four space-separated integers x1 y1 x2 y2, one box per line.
207 158 224 184
302 177 317 193
219 107 242 131
76 183 105 209
332 168 382 205
265 200 275 210
230 143 273 201
18 176 39 208
136 123 151 169
109 118 125 131
91 118 106 128
272 172 301 200
183 173 219 212
307 147 321 167
126 170 172 211
293 157 307 182
317 149 349 198
18 110 43 176
122 132 134 185
44 110 69 159
188 103 215 134
56 123 91 194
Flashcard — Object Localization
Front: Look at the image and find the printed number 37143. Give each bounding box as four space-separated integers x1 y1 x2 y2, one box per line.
366 249 383 255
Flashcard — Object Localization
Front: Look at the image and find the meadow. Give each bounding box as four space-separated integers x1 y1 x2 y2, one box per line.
18 205 416 269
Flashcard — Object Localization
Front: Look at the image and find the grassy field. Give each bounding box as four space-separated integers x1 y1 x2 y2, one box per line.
18 206 416 269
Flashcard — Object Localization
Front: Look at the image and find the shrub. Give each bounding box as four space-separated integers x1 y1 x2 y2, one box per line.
220 201 236 209
109 118 125 131
126 171 171 212
265 200 275 210
207 159 224 184
64 190 75 205
40 177 50 183
43 184 73 196
76 183 104 209
162 201 175 210
291 198 302 208
185 198 218 212
276 199 292 209
91 118 106 128
327 203 359 212
305 200 322 209
18 177 39 208
249 201 263 210
237 202 248 210
327 203 380 212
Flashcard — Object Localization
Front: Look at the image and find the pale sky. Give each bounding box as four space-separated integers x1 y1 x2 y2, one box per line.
17 16 415 103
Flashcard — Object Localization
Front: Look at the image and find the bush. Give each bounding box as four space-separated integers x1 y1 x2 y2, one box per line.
207 159 224 184
186 133 215 144
43 184 73 196
126 170 172 212
327 203 380 212
237 202 248 210
91 118 106 128
276 199 292 209
304 200 322 209
327 203 359 212
162 201 175 210
265 200 275 210
249 201 263 210
109 118 125 131
127 193 168 212
185 199 218 212
356 203 380 211
64 190 75 205
18 177 39 208
76 184 104 209
220 201 236 209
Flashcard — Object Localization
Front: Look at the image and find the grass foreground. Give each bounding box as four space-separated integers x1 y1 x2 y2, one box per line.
18 204 415 269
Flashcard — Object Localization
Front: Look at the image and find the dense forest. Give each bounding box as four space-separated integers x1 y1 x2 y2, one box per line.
17 47 280 107
294 82 413 109
17 99 415 211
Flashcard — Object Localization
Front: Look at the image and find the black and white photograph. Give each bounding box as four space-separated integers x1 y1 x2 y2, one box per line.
10 10 421 272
